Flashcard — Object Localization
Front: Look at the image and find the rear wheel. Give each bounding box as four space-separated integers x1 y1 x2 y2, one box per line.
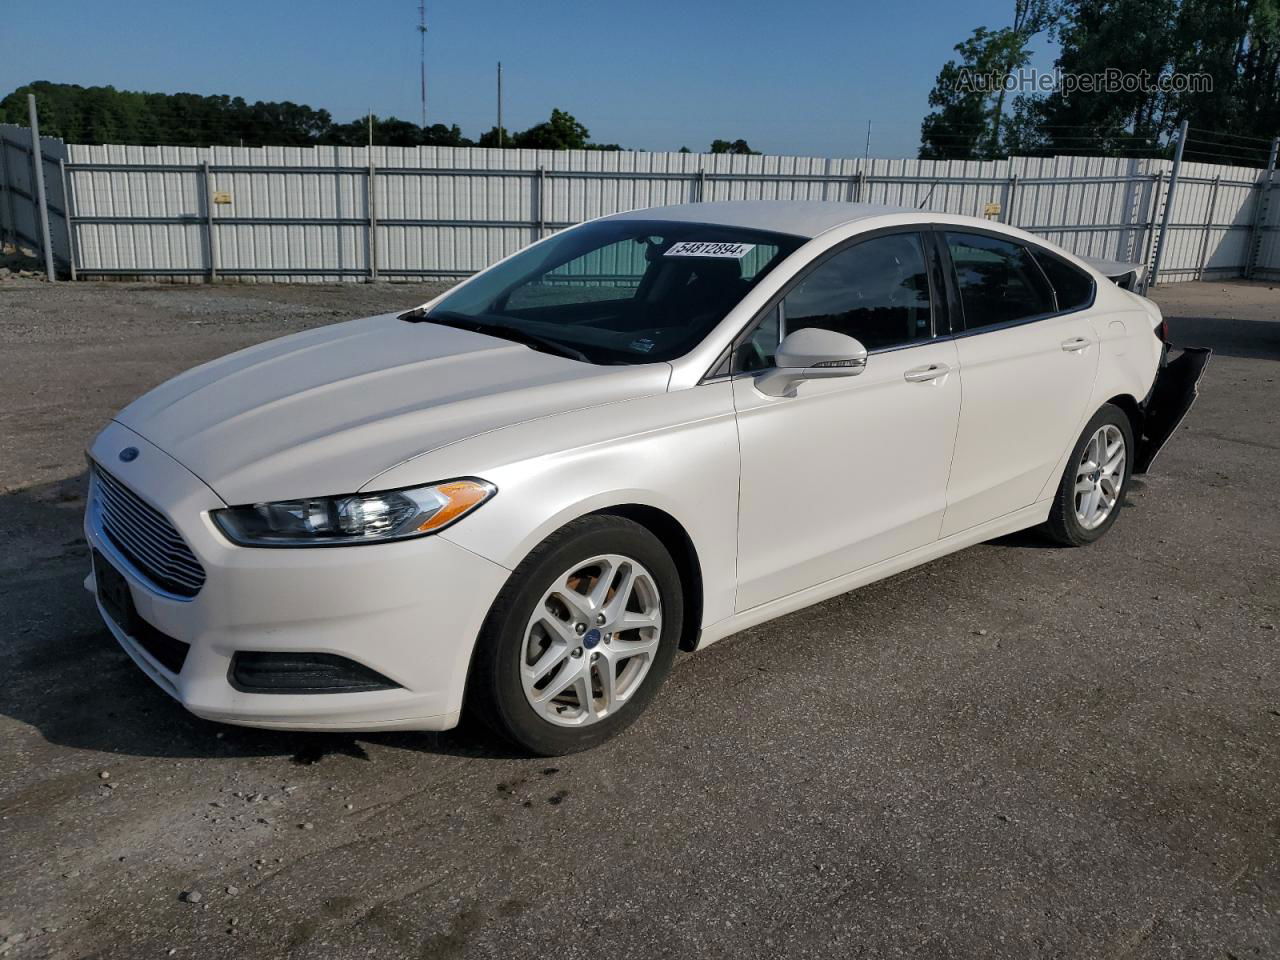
467 515 682 755
1045 403 1133 546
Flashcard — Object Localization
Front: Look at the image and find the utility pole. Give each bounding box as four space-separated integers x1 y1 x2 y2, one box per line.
27 94 55 282
863 121 872 167
418 1 428 128
1149 118 1188 288
497 62 504 148
367 107 378 282
1246 135 1279 278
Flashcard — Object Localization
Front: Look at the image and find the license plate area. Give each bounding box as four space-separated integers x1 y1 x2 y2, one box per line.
94 549 137 634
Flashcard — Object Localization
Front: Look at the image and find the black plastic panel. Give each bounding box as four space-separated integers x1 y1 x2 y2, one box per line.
229 652 400 694
1136 345 1213 474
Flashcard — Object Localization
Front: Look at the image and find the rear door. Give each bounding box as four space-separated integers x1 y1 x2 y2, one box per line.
939 231 1100 537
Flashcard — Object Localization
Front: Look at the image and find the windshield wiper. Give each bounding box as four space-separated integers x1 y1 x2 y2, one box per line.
403 310 592 363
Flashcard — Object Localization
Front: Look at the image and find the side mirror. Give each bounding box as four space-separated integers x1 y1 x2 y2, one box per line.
754 328 868 397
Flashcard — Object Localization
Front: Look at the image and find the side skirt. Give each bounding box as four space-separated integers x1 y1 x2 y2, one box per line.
694 499 1052 651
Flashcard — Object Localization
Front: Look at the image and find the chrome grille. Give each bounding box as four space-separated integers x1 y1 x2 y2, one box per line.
91 464 206 597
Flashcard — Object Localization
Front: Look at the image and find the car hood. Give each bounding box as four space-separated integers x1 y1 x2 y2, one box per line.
114 313 671 504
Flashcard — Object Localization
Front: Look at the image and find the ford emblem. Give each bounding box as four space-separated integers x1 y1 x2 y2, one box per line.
119 447 139 463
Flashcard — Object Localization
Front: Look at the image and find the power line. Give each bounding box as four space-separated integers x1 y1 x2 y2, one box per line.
1185 136 1269 155
1188 126 1275 144
1181 147 1269 165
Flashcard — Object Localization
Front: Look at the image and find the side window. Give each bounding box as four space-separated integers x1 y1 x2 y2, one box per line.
945 232 1055 330
1031 249 1095 311
732 233 934 375
784 233 934 350
733 304 782 373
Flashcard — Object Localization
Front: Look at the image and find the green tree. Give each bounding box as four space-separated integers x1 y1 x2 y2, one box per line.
3 83 631 153
1167 0 1280 162
514 108 591 149
920 22 1045 159
709 138 760 154
0 84 599 151
476 126 511 148
477 109 620 150
989 0 1053 151
323 116 472 147
1034 0 1178 156
931 0 1280 163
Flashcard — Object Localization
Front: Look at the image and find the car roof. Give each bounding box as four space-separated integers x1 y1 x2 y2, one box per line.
597 201 1106 280
602 201 920 239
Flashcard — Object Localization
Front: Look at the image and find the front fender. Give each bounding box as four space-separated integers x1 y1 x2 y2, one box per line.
367 382 742 630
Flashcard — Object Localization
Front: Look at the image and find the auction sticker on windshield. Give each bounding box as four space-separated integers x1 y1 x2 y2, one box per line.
664 241 756 258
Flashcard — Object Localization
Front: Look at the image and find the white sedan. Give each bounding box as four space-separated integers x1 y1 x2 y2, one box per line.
84 201 1209 754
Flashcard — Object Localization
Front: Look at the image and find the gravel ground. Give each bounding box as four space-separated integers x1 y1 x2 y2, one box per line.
0 278 1277 959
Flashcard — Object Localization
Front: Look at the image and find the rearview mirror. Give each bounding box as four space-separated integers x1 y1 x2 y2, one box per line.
754 328 868 397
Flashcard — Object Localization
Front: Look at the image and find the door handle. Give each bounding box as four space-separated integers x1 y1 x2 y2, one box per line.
1060 336 1092 352
904 362 950 383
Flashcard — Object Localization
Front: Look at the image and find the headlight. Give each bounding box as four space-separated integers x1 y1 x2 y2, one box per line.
211 479 496 546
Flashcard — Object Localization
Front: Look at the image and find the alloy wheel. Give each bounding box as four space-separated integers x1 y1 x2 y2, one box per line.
520 554 662 727
1074 424 1126 530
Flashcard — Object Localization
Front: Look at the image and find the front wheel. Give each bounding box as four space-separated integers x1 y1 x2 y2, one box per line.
466 515 683 755
1045 403 1134 546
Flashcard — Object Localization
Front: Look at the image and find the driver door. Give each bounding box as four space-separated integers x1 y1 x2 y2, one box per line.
731 230 962 611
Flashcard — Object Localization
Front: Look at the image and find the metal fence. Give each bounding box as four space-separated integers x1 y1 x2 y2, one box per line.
0 121 72 278
3 121 1279 286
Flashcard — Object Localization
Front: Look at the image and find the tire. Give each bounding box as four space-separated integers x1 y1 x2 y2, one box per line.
465 515 683 756
1045 403 1135 546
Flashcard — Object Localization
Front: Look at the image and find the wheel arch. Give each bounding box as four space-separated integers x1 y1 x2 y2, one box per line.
1037 392 1145 504
1104 392 1144 442
462 496 708 707
457 499 707 728
591 503 704 653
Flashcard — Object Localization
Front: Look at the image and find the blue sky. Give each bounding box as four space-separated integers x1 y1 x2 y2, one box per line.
1 0 1057 158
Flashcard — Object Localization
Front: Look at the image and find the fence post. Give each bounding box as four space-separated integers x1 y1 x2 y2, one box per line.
0 132 12 247
1004 171 1019 225
536 165 546 239
1139 171 1163 293
367 154 378 281
27 95 56 282
1149 118 1188 288
850 170 864 203
1245 135 1279 279
698 168 707 202
1195 175 1220 281
59 158 77 281
201 161 217 282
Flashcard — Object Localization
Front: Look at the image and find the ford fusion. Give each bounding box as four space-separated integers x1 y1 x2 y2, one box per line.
85 201 1209 755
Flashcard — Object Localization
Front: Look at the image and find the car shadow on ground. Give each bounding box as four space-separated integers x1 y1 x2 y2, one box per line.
1166 315 1280 360
989 477 1147 550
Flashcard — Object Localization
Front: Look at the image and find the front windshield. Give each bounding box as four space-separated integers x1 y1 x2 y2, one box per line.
426 219 805 364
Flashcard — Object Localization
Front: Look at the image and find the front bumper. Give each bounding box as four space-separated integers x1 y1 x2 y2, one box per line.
84 422 511 731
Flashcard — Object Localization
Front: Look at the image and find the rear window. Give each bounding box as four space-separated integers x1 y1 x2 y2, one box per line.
945 232 1056 330
1031 250 1095 311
